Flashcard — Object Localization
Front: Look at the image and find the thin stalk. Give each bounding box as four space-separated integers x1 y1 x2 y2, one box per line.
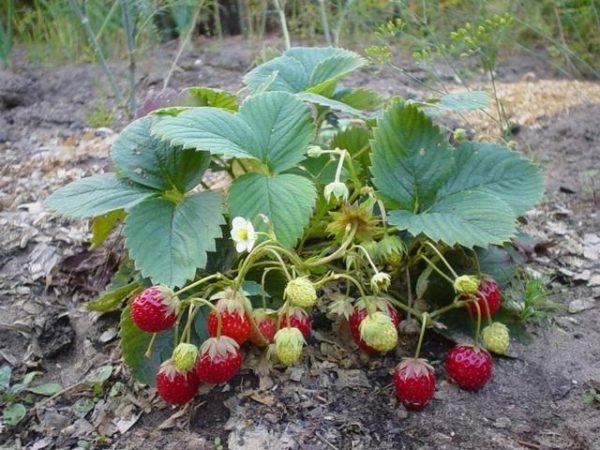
187 297 222 336
419 254 455 286
163 0 205 90
213 0 223 41
472 298 482 345
318 0 332 46
384 295 422 319
354 245 379 273
120 0 136 115
333 0 355 47
273 0 291 49
329 273 366 297
413 313 429 359
424 242 459 278
304 225 357 267
174 273 224 297
144 333 158 358
67 0 124 104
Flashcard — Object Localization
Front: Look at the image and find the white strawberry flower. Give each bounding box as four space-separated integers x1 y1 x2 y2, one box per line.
231 217 256 253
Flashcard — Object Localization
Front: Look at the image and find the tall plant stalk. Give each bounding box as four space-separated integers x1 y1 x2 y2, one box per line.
273 0 291 49
120 0 136 115
67 0 124 105
318 0 332 46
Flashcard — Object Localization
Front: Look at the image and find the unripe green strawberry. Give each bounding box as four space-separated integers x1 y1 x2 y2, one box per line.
274 327 305 365
453 275 479 295
359 311 398 352
482 322 510 354
173 343 198 371
284 277 317 308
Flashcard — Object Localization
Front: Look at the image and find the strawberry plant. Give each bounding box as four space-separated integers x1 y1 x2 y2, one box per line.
46 46 543 409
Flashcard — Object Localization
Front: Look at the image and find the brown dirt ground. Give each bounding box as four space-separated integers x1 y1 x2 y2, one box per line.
1 38 599 450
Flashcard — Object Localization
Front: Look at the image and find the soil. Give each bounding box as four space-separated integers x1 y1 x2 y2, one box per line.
1 38 599 450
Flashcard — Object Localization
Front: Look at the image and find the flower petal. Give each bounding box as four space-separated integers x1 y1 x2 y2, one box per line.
232 217 248 229
236 241 248 253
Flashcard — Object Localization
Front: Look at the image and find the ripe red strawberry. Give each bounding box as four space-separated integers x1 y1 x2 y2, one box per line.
349 299 401 354
195 336 242 384
249 311 277 346
155 360 198 405
131 286 179 333
393 358 436 411
464 278 502 319
207 295 252 345
281 307 312 338
446 345 493 391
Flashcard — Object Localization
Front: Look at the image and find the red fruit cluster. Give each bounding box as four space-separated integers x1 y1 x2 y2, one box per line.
349 304 401 354
195 336 242 384
464 278 502 319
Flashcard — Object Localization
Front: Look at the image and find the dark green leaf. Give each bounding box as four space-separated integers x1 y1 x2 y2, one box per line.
120 306 174 386
45 174 155 219
331 125 371 174
388 191 516 248
438 142 544 216
371 102 452 210
228 172 317 248
295 92 368 119
112 116 210 193
334 88 384 110
124 192 224 288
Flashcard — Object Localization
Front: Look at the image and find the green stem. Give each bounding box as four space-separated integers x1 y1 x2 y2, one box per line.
317 0 332 46
384 295 422 319
304 225 357 267
419 254 455 285
354 244 380 273
188 297 222 337
413 313 429 359
119 0 136 115
273 0 291 49
333 149 347 183
472 298 482 345
424 242 459 278
329 273 366 298
144 333 157 358
174 273 224 297
429 299 467 319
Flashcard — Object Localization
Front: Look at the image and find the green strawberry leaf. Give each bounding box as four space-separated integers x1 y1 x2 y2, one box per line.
120 306 174 386
388 191 516 248
331 125 371 175
371 102 453 211
112 116 210 193
0 365 11 391
438 142 544 216
426 90 490 114
152 91 313 173
45 174 155 219
124 192 224 288
244 47 365 95
228 172 317 248
186 86 238 111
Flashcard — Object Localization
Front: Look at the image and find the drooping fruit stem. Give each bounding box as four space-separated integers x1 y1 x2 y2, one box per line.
354 244 381 274
304 224 357 267
144 333 157 359
472 298 483 345
419 254 456 285
424 241 459 279
414 313 429 359
186 297 222 337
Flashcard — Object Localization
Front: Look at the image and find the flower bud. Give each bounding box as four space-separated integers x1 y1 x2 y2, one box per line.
307 145 325 158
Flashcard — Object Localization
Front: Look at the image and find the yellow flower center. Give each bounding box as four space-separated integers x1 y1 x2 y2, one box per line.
237 228 248 241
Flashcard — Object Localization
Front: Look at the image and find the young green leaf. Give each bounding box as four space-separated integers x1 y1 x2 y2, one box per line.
388 190 516 248
86 282 141 312
45 174 155 219
120 306 173 386
186 87 238 111
123 192 224 288
3 403 26 427
438 142 544 215
27 383 62 396
90 210 125 249
371 102 453 210
0 365 11 391
228 173 317 248
112 116 210 193
295 92 369 119
334 88 384 111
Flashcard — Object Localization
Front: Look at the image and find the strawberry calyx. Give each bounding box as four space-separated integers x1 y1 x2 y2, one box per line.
200 335 240 359
158 358 193 380
395 357 434 378
210 287 252 316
